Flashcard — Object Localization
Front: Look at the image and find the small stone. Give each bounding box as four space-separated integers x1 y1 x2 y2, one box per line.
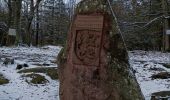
151 72 170 79
3 58 15 65
151 91 170 100
16 64 23 70
11 59 14 64
42 63 50 66
23 64 29 67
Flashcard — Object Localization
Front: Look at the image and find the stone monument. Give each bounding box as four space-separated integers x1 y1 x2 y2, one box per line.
58 0 144 100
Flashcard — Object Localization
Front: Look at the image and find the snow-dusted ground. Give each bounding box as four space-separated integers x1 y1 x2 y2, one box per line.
129 51 170 100
1 46 170 100
0 46 61 67
0 46 61 100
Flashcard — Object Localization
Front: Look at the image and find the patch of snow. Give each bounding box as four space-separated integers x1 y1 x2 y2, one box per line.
129 51 170 100
0 46 62 68
0 46 61 100
129 50 170 63
2 47 170 100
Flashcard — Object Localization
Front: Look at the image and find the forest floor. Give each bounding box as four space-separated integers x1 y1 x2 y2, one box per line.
0 46 61 100
129 51 170 100
0 46 170 100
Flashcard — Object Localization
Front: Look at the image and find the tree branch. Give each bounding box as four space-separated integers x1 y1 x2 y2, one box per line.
141 15 164 28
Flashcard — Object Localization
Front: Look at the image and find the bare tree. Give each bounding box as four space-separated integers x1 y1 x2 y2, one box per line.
13 0 22 43
23 0 42 45
4 0 12 28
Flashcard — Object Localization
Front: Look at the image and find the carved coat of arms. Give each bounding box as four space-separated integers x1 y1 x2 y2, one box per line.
72 15 104 66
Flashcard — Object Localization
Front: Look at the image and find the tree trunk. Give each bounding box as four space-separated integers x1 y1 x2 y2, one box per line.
25 21 32 46
7 0 12 28
36 7 39 46
25 0 42 46
58 0 144 100
131 0 138 16
162 0 170 51
13 0 22 44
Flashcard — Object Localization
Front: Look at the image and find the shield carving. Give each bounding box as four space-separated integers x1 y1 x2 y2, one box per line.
73 30 102 66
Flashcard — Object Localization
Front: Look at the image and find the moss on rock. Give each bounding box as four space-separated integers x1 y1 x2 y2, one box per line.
23 73 48 84
18 67 58 80
0 73 9 85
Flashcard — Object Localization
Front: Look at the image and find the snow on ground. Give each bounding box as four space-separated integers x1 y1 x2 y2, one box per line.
0 45 61 67
129 51 170 100
0 45 62 100
129 50 170 63
1 46 170 100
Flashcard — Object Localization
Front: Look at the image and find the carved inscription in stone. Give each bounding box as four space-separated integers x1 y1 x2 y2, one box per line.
73 30 102 66
72 15 104 66
75 15 104 29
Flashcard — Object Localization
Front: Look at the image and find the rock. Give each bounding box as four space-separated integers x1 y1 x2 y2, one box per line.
23 73 48 85
151 72 170 79
0 58 2 62
0 73 9 85
151 91 170 100
42 63 50 66
11 59 14 64
16 63 29 70
23 64 29 67
162 63 170 69
144 64 149 67
149 67 165 71
3 58 14 65
17 43 29 47
58 1 144 99
16 64 23 70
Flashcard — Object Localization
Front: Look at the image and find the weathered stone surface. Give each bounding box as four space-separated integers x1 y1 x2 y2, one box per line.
58 0 144 100
72 15 103 66
59 13 114 100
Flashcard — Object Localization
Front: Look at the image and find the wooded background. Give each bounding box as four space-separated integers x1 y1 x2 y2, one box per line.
0 0 76 46
0 0 170 51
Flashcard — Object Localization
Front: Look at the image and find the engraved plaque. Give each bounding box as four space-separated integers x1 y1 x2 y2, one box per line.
75 15 104 29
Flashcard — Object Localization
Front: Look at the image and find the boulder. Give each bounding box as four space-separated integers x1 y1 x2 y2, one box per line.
3 58 15 65
16 63 29 70
151 91 170 100
16 64 23 70
151 72 170 79
23 63 29 67
58 0 144 100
